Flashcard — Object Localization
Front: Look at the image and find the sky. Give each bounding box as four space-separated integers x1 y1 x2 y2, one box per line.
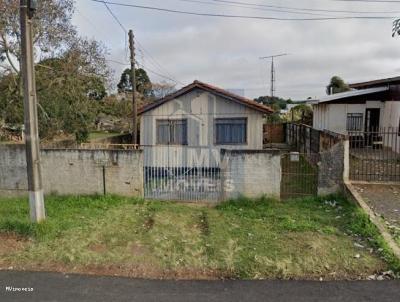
72 0 400 100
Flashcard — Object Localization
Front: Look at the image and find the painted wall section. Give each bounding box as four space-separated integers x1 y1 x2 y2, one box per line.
313 102 386 134
0 145 143 197
221 149 281 199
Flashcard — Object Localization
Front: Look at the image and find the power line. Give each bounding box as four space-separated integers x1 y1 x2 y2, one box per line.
137 61 183 84
135 39 185 85
210 0 400 14
106 58 183 85
153 0 338 17
103 2 127 33
92 0 184 84
89 0 398 21
99 1 130 61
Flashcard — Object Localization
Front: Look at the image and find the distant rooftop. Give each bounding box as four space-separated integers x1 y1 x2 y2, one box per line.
349 76 400 89
314 87 389 104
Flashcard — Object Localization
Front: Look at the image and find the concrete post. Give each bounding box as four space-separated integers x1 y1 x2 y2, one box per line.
343 139 350 183
20 0 45 222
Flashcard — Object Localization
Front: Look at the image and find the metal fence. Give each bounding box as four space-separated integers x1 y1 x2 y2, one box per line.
349 128 400 182
280 152 319 200
286 123 320 154
142 146 222 201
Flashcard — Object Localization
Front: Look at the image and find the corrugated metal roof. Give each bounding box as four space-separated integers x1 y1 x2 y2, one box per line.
315 87 389 104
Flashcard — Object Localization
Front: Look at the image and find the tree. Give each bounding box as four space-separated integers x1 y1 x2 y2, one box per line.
326 76 350 95
290 104 313 125
254 95 291 110
0 0 76 74
117 68 153 98
0 1 111 141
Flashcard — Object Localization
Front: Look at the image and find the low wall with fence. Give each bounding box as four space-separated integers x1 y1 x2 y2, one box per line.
0 144 143 197
284 123 348 196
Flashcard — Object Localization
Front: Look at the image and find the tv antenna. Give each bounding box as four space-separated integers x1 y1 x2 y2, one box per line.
260 53 289 98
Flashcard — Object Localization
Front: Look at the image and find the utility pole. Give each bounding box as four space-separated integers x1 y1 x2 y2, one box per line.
128 30 137 145
260 53 288 98
20 0 45 222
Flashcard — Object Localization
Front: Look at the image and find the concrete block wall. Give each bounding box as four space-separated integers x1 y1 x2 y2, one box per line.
221 149 281 199
0 145 143 197
317 141 345 195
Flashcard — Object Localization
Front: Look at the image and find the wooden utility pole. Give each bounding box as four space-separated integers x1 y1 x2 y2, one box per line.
20 0 45 222
128 30 137 145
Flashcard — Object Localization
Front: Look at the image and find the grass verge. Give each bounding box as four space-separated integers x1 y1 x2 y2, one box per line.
0 194 397 280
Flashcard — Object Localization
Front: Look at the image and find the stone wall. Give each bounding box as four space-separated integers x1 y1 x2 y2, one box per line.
221 149 281 199
0 145 143 197
318 141 345 195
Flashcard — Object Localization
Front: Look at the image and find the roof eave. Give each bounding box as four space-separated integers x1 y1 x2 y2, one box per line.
138 82 273 115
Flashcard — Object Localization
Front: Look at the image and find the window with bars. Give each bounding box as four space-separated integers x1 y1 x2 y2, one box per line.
156 119 187 145
215 118 247 144
346 113 363 131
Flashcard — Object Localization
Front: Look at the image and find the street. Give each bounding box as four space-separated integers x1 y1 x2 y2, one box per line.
0 271 399 302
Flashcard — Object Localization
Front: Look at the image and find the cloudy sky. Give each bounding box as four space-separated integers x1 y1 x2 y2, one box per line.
73 0 400 100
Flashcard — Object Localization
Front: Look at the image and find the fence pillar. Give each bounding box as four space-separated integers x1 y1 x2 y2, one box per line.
343 139 350 183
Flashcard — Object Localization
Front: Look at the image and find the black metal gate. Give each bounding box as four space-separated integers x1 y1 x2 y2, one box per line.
349 129 400 182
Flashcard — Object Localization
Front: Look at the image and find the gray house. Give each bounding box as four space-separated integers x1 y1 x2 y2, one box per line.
139 80 272 161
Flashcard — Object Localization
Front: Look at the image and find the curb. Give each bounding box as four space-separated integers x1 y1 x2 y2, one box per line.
345 182 400 260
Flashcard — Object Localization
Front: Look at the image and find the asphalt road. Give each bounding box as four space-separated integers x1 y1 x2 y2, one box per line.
0 271 399 302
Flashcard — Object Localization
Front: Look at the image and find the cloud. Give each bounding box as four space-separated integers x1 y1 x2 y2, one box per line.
73 0 400 100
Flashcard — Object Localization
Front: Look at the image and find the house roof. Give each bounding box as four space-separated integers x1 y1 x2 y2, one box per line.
314 87 389 105
349 76 400 89
138 80 274 115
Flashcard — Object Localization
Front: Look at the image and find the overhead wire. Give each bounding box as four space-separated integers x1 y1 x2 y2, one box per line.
89 0 399 20
209 0 400 14
90 0 183 85
135 39 185 85
154 0 339 17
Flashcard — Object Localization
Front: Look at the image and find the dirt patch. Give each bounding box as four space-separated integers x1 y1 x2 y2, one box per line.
0 262 224 280
0 233 29 256
354 184 400 227
88 243 108 254
143 217 154 231
131 242 147 256
198 211 210 236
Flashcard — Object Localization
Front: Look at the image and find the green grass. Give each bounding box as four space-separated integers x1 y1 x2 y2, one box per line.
281 155 318 200
0 194 397 279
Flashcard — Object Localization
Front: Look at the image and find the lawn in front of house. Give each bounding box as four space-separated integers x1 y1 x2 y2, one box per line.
0 195 397 280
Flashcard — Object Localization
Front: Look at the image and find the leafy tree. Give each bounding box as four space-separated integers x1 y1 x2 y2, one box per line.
0 0 76 74
290 104 313 125
0 1 111 141
117 68 153 98
326 76 350 95
254 95 291 110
